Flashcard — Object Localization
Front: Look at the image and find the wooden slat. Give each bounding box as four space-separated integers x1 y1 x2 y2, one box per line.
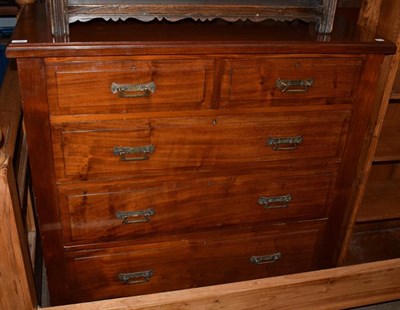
49 258 400 310
15 123 29 205
356 179 400 222
26 184 37 236
391 70 400 99
374 136 400 161
374 102 400 162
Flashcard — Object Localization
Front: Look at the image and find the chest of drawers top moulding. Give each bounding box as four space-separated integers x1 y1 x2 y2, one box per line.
6 4 395 58
49 0 337 36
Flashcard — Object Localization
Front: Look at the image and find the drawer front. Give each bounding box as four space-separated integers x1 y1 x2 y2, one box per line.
220 57 363 108
52 110 351 181
66 222 325 303
46 58 214 115
59 171 335 244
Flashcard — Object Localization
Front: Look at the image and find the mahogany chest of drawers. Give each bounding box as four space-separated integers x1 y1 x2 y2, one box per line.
7 4 396 306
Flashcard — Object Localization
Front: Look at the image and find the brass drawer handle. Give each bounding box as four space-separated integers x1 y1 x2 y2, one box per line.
116 208 155 224
250 252 281 265
113 145 155 161
118 270 154 285
276 78 314 93
258 194 292 209
111 81 156 98
267 136 303 151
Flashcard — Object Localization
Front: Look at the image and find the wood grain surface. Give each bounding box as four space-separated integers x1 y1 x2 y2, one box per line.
50 258 400 310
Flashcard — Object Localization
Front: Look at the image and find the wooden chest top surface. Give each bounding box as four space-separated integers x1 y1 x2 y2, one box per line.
6 4 396 58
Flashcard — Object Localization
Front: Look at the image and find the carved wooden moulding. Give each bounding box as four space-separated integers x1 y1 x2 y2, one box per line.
47 0 338 36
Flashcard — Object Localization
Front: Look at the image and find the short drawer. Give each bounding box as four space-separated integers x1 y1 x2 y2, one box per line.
59 171 335 244
52 110 351 181
65 221 325 303
220 57 363 108
46 57 214 115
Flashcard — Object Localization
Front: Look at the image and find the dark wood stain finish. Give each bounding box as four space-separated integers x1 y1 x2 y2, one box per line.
6 3 395 306
66 221 326 302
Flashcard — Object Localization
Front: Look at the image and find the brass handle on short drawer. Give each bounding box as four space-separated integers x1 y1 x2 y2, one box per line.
111 81 156 98
276 78 314 93
267 136 303 151
118 270 154 285
250 252 281 265
116 208 155 224
113 145 155 161
258 194 292 209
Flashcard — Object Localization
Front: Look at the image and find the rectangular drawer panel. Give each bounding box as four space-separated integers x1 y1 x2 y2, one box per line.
46 58 214 115
52 110 351 181
66 221 325 303
220 57 363 108
59 171 335 244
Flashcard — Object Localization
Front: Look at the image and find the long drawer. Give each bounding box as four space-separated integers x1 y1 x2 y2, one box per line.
65 221 325 303
59 171 335 244
52 110 351 181
220 57 363 108
46 58 215 115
